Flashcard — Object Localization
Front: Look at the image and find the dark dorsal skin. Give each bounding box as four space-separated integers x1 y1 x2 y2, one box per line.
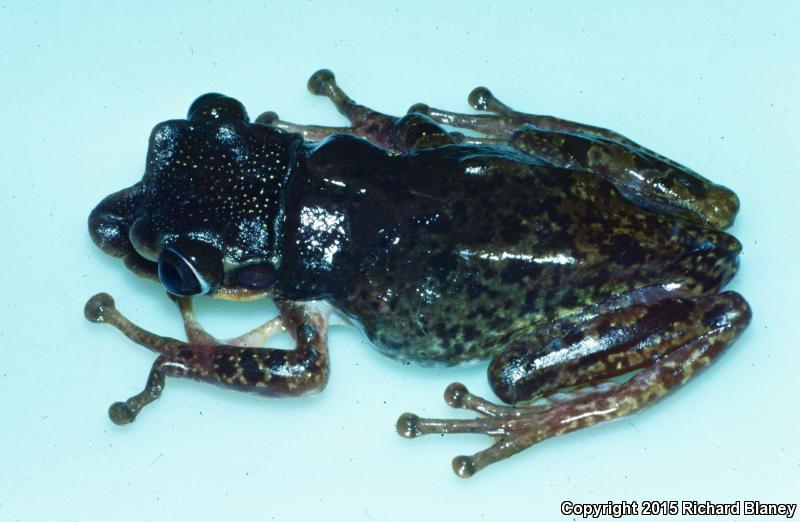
90 103 740 366
278 135 740 364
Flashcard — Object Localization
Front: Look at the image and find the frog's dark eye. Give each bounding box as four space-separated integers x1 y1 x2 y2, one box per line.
157 240 223 296
235 263 277 290
188 93 249 123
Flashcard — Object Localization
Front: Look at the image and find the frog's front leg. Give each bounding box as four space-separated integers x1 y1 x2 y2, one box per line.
397 291 751 478
258 69 456 152
84 293 329 424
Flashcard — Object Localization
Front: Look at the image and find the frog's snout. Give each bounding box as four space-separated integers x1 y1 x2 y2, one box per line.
88 182 145 259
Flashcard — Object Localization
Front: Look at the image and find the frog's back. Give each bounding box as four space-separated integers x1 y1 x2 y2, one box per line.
282 136 736 365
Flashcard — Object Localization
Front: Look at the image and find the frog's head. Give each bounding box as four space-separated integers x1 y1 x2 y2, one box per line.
89 94 302 300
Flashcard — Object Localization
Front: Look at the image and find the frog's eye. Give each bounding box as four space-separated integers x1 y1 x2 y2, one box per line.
188 93 249 123
234 263 277 290
157 240 223 296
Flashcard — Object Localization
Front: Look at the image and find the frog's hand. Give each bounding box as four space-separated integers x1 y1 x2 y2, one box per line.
396 291 751 478
84 293 329 425
256 69 397 148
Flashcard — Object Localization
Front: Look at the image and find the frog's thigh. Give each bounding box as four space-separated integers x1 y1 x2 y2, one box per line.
509 126 739 229
490 291 750 404
397 291 751 477
414 87 739 228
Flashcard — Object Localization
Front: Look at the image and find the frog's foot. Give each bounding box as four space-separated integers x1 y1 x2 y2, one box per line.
397 292 751 477
397 382 618 478
84 293 329 425
257 69 456 153
414 86 641 149
412 87 739 229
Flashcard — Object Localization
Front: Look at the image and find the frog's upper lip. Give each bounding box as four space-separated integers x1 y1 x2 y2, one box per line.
211 286 270 301
123 251 158 281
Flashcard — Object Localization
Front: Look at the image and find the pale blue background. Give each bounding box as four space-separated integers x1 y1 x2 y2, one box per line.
1 2 798 521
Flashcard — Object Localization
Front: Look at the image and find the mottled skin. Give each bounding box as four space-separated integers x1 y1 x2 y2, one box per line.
87 70 751 477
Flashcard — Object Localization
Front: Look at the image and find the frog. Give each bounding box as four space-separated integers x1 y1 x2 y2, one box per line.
85 69 751 477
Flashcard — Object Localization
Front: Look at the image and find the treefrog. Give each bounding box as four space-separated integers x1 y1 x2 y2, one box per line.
86 69 751 477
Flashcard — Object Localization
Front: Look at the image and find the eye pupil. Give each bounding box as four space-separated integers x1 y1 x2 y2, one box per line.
158 247 204 296
157 242 222 296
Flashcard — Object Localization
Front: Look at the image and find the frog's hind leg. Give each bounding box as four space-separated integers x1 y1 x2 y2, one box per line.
415 86 651 146
414 87 739 229
84 293 329 424
258 69 457 153
397 291 751 477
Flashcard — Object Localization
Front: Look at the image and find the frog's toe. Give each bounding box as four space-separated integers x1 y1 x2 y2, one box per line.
468 86 515 115
467 86 493 112
84 293 116 323
443 382 469 407
396 412 423 438
452 456 477 478
307 69 336 96
407 102 430 115
255 110 280 125
108 401 136 425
